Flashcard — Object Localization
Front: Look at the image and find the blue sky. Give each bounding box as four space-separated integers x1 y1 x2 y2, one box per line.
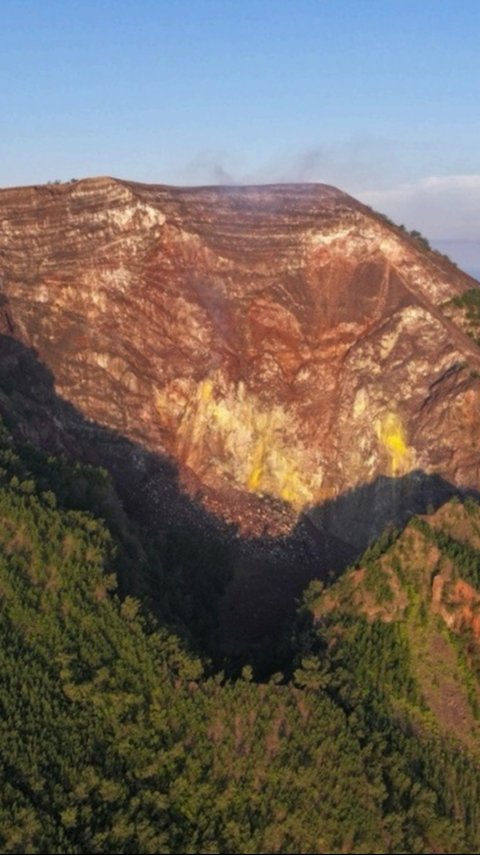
1 0 480 266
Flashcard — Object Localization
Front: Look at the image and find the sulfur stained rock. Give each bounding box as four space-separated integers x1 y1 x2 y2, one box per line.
1 177 480 537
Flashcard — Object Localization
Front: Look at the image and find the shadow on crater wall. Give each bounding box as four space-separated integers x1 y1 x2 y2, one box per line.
0 332 473 655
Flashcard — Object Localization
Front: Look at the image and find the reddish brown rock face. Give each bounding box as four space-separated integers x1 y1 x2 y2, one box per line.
1 176 480 543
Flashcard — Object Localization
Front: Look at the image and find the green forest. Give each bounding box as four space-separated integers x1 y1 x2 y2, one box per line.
1 417 480 854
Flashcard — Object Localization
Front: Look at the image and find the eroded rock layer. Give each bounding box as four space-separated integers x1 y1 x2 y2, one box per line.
1 177 480 543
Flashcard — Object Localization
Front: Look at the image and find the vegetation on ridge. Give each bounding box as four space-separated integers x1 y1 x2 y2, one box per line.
372 207 460 266
448 287 480 345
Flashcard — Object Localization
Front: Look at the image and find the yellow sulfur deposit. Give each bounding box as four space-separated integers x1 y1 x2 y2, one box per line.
376 412 411 475
247 438 265 491
199 378 213 402
155 373 324 509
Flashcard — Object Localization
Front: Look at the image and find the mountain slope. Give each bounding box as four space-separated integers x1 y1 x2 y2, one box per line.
297 499 480 752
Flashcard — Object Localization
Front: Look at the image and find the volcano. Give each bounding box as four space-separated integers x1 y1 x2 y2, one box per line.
1 177 480 643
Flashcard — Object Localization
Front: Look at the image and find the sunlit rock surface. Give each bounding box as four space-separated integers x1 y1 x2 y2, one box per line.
1 177 480 538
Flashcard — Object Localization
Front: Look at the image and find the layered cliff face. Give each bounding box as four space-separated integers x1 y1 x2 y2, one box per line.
1 177 479 546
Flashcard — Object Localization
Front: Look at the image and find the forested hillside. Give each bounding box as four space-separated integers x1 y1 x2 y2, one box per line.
1 418 480 853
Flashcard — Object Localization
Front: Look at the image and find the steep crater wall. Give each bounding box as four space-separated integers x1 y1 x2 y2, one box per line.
2 178 480 645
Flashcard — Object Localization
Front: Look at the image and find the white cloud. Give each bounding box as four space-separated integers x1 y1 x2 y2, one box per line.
359 174 480 240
